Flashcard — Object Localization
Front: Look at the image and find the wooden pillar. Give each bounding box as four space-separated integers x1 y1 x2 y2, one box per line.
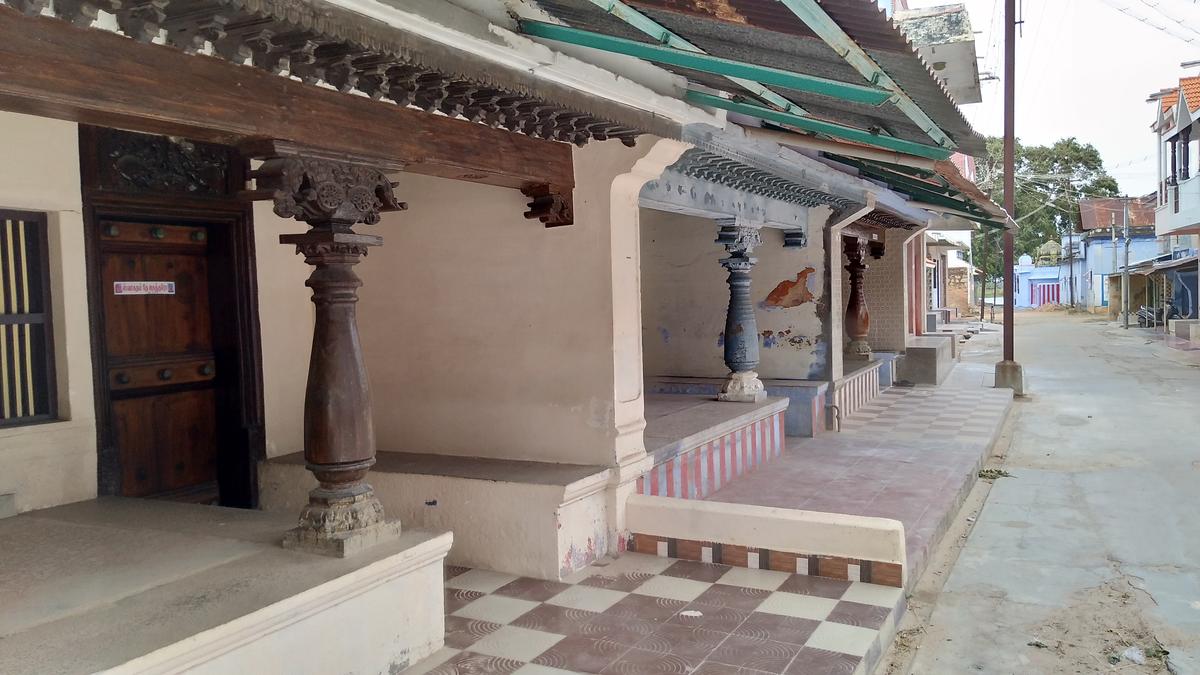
715 221 766 403
1170 136 1179 184
246 145 406 556
844 236 872 360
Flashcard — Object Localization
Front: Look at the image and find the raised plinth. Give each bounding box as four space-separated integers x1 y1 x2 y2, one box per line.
994 359 1026 395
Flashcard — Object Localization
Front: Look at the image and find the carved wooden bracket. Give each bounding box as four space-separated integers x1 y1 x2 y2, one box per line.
521 183 574 227
868 240 886 259
240 141 407 227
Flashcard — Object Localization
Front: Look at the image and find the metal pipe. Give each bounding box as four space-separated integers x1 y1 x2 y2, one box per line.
1002 0 1016 361
1123 199 1131 329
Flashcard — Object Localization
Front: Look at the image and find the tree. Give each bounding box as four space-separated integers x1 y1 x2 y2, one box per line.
970 136 1119 304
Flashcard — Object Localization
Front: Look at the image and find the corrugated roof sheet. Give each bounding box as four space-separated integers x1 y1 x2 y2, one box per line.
1078 195 1156 231
531 0 985 156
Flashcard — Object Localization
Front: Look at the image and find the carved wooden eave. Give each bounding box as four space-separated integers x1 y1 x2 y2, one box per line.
1 0 669 147
859 209 922 231
672 149 859 211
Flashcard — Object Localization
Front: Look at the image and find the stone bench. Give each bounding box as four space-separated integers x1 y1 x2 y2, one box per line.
1171 319 1200 339
898 335 955 385
648 376 821 438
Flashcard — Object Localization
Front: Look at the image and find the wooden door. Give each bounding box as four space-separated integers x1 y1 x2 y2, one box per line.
98 220 219 498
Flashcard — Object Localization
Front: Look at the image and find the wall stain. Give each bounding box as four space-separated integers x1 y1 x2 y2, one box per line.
717 332 725 348
759 327 816 351
763 267 817 310
659 326 671 344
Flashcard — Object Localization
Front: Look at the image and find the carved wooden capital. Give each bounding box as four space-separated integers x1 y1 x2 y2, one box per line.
246 151 406 227
521 183 574 227
715 222 762 255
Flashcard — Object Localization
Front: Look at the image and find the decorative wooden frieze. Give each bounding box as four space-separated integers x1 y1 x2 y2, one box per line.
675 149 858 210
2 0 649 147
250 155 405 226
94 128 234 196
521 183 574 227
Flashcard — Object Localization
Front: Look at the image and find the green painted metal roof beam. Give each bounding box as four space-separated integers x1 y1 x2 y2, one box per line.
686 90 952 160
520 20 892 106
580 0 810 116
775 0 957 151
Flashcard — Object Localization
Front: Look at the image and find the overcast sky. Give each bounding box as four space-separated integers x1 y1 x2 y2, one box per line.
906 0 1198 196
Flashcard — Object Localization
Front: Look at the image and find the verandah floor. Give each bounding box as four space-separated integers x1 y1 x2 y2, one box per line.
408 552 903 674
705 362 1013 589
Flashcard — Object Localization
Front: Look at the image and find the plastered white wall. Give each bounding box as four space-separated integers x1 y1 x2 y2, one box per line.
253 203 314 459
640 210 827 381
0 112 96 513
350 140 661 467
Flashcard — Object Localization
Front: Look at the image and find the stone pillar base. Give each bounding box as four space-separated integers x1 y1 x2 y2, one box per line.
994 360 1026 396
718 371 767 403
846 340 872 361
283 484 403 558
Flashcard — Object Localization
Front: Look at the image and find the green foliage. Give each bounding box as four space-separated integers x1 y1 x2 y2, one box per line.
971 136 1120 286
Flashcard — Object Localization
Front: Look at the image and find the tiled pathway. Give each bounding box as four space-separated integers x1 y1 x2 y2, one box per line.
407 553 903 674
707 379 1012 587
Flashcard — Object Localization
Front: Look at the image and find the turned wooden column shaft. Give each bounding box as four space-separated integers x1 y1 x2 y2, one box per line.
843 236 871 359
247 150 405 552
715 222 766 403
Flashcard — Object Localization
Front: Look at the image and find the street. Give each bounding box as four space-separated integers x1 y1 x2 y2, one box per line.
900 311 1200 674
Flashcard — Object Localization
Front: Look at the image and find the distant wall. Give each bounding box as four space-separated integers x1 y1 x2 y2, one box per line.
640 210 826 381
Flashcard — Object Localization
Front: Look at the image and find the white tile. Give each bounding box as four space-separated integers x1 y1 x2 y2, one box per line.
656 540 669 556
445 569 518 594
796 557 811 576
514 665 579 675
701 546 713 563
842 582 904 608
747 551 760 568
756 592 839 621
545 584 627 612
804 621 878 657
470 625 565 662
400 647 459 675
452 594 540 624
847 564 862 583
716 566 790 591
633 574 711 602
587 553 675 576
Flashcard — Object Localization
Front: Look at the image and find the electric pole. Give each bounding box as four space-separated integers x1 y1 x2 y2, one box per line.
995 0 1025 394
1123 197 1131 329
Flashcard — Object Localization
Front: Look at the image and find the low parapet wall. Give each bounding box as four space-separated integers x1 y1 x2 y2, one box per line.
626 494 906 588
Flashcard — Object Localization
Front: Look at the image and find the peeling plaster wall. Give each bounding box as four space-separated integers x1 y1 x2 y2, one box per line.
640 210 826 381
351 140 659 467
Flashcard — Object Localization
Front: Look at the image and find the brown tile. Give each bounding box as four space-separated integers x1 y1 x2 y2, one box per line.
815 556 850 581
708 634 800 673
445 588 485 614
870 561 904 588
826 600 891 630
670 603 750 632
632 533 663 555
445 565 471 579
721 544 750 568
691 583 771 611
677 538 704 561
603 593 687 622
580 571 656 592
427 651 525 675
576 612 659 646
531 635 628 673
635 623 727 661
767 551 802 574
663 560 732 583
512 603 599 634
784 647 861 674
443 615 502 649
734 612 820 645
494 577 572 602
776 575 852 599
604 647 698 674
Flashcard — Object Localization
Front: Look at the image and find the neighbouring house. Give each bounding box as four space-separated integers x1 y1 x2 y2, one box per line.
1015 252 1063 308
0 0 1007 672
1062 195 1160 313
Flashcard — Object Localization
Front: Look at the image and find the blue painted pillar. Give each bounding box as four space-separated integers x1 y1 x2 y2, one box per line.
716 220 767 402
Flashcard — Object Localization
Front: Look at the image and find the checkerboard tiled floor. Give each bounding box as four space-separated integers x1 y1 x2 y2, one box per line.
405 553 903 674
838 385 1011 442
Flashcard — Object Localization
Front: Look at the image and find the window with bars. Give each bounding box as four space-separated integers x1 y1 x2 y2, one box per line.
0 210 56 427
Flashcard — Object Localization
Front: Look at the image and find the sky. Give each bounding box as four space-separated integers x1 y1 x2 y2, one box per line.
905 0 1199 196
